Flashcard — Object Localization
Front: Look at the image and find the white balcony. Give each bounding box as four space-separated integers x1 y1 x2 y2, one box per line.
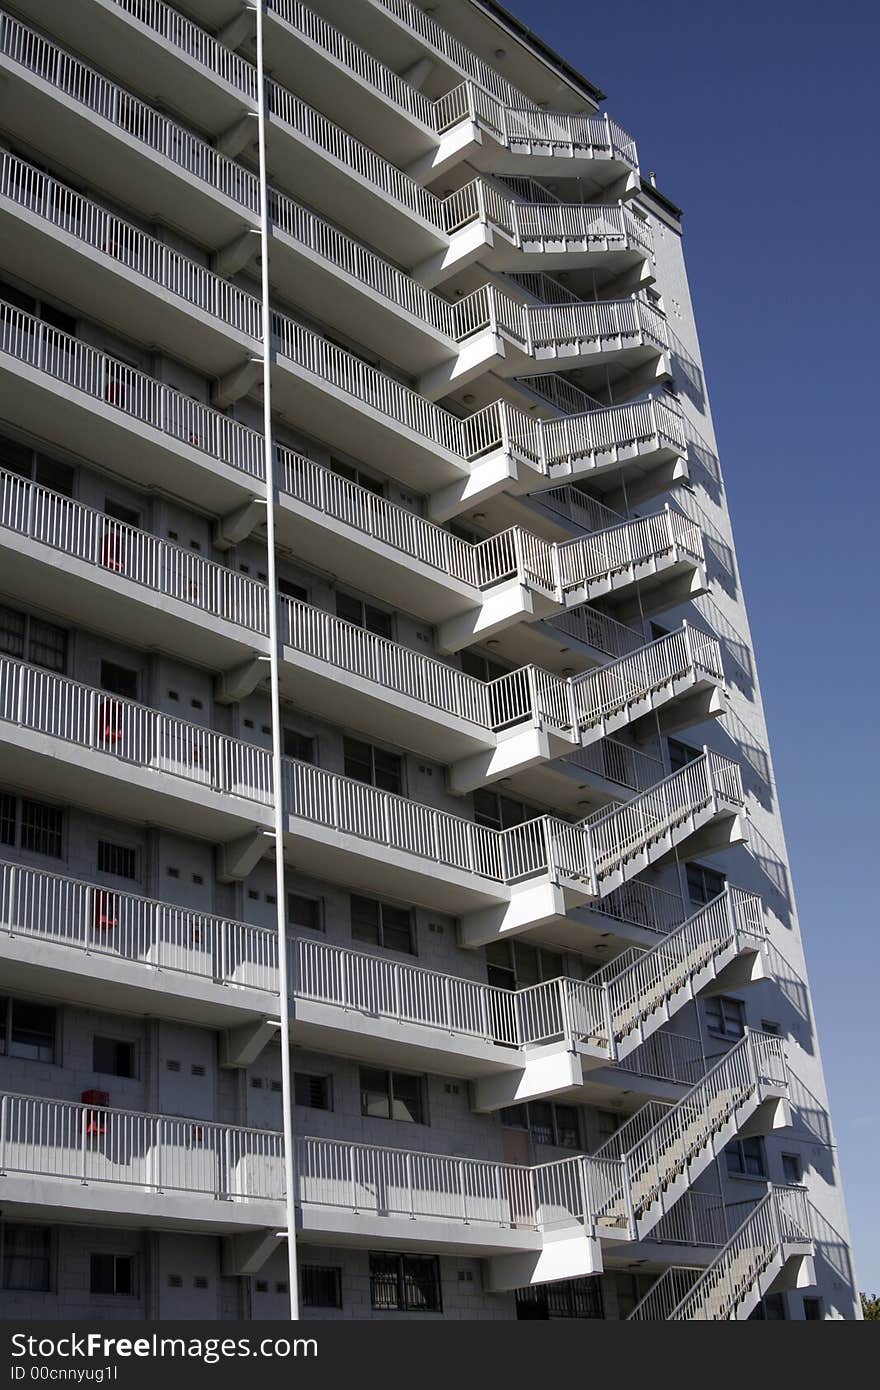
261 0 638 193
0 647 744 941
0 9 260 249
0 1090 284 1236
1 857 764 1114
0 11 649 292
629 1186 815 1320
265 317 685 511
0 859 282 1033
0 469 269 672
0 151 260 379
0 655 274 846
0 300 265 517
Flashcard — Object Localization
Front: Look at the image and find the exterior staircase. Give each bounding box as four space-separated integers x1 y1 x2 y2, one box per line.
628 1185 815 1319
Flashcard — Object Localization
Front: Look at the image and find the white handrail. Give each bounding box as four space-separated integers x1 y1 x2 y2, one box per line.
631 1185 813 1319
0 298 265 477
0 655 274 804
0 468 269 634
0 1090 284 1200
0 859 278 991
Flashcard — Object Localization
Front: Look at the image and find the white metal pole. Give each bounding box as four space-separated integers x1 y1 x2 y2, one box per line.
252 0 300 1320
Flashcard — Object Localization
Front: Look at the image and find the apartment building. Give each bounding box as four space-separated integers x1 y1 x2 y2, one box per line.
0 0 858 1321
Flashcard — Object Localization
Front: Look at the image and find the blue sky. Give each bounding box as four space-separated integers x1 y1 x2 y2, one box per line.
505 0 880 1292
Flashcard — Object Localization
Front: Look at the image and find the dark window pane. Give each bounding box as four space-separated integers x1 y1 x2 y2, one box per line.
29 618 67 673
391 1072 423 1124
93 1037 135 1078
554 1105 580 1149
288 894 321 931
363 604 393 640
34 456 74 497
380 904 413 954
294 1074 331 1110
530 1101 555 1146
2 1225 51 1292
372 748 401 794
403 1256 441 1312
10 1002 56 1062
278 578 308 603
0 605 26 659
368 1253 401 1310
19 800 63 857
97 841 136 880
301 1265 341 1309
343 737 373 785
100 661 138 700
360 1068 391 1120
283 729 315 763
0 792 16 846
350 895 380 945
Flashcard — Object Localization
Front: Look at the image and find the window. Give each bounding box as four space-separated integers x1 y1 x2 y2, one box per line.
360 1068 425 1125
335 592 393 641
300 1265 342 1309
668 738 699 774
97 841 137 880
100 661 138 700
0 280 77 337
278 578 308 604
686 861 727 908
90 1253 134 1296
803 1297 823 1321
18 799 64 858
595 1109 621 1150
294 1073 331 1111
705 994 745 1040
782 1152 803 1185
0 605 67 673
343 737 403 794
330 458 384 498
0 998 57 1063
485 939 562 991
516 1278 604 1320
369 1254 441 1312
502 1101 580 1150
288 893 322 932
473 789 541 831
460 649 511 684
749 1293 787 1320
93 1037 135 1078
350 895 414 954
1 1225 52 1292
283 729 316 763
725 1136 766 1178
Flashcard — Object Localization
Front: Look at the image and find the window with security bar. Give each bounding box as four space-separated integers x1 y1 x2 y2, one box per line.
300 1265 342 1309
0 794 64 858
1 1225 53 1293
369 1253 441 1312
515 1277 604 1320
0 603 67 673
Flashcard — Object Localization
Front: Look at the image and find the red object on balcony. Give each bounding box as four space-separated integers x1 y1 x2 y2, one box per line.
191 1125 204 1142
100 531 124 572
82 1090 109 1137
97 698 124 745
93 891 119 932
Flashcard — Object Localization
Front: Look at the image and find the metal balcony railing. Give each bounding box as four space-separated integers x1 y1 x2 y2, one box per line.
0 151 261 339
0 469 269 634
1 861 730 1092
0 299 265 478
592 1030 786 1236
0 654 274 805
0 1090 284 1201
0 10 260 211
105 0 258 97
267 0 638 168
0 12 650 261
563 886 764 1057
295 1133 623 1235
0 859 279 992
629 1186 813 1319
647 1190 729 1247
0 654 740 898
563 737 664 794
2 145 659 376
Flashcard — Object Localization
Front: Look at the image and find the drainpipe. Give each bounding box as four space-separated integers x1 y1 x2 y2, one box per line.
252 0 300 1320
